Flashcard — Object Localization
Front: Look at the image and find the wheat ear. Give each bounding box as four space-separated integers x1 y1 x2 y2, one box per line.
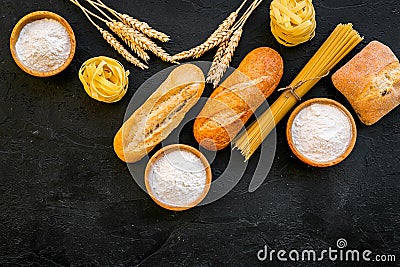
107 20 150 62
107 19 174 63
69 0 148 69
119 14 170 42
206 30 233 83
99 28 148 70
171 12 238 61
209 28 243 88
127 29 175 63
83 0 170 63
90 0 170 42
207 0 263 86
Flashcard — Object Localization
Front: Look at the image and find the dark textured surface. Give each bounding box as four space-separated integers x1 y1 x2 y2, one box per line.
1 0 400 266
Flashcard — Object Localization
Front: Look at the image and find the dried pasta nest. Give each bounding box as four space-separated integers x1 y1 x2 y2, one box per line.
79 56 129 103
270 0 316 47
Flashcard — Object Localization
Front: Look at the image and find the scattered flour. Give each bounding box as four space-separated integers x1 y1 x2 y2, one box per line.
291 103 352 163
15 18 71 72
149 149 207 207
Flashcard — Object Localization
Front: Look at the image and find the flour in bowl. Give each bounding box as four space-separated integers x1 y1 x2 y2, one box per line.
15 18 71 72
148 149 207 207
291 103 353 162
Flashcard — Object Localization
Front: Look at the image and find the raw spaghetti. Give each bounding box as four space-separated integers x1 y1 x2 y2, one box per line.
233 23 363 160
270 0 316 47
79 56 129 103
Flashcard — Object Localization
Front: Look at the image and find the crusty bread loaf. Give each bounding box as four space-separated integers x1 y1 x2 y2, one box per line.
114 64 205 162
332 41 400 125
194 47 284 150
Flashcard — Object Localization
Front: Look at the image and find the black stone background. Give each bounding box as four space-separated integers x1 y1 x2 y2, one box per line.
1 0 399 266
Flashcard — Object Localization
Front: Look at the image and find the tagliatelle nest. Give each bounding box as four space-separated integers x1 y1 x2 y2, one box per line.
270 0 316 47
79 56 130 103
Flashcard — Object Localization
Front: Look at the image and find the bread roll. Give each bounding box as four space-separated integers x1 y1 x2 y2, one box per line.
114 64 205 162
332 41 400 125
194 47 284 150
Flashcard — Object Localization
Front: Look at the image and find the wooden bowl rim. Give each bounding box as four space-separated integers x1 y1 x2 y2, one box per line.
286 98 357 168
10 11 76 77
145 144 212 211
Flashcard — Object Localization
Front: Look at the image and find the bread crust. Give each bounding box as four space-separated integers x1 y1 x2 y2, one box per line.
332 41 400 125
194 47 284 150
114 64 205 162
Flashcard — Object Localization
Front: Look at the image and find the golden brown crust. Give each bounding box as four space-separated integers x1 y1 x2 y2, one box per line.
114 130 126 162
194 47 284 150
332 41 400 125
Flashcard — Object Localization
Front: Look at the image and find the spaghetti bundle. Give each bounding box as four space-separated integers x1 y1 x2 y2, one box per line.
270 0 316 47
79 56 130 103
234 23 363 160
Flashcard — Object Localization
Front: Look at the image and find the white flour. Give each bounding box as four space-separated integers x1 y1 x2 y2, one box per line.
149 150 207 207
291 103 352 162
15 18 71 72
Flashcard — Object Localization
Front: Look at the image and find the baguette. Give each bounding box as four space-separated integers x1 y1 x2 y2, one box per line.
194 47 283 150
114 64 205 162
332 41 400 125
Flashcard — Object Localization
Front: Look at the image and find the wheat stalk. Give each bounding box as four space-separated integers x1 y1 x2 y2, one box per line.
170 0 250 61
127 29 175 63
171 12 238 61
73 0 174 64
119 14 170 42
70 0 148 69
108 19 174 63
206 30 233 83
107 20 150 62
91 0 170 42
99 28 148 70
209 28 243 88
107 17 173 63
206 0 264 86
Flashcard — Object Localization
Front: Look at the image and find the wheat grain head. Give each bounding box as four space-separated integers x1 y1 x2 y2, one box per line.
99 28 148 70
107 20 150 62
120 14 170 42
210 28 243 88
206 30 233 83
171 12 238 61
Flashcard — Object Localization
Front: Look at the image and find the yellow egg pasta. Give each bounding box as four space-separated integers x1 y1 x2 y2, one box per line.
79 56 129 103
270 0 316 47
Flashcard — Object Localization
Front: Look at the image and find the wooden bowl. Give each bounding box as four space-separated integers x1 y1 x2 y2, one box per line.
286 98 357 167
10 11 76 77
145 144 212 211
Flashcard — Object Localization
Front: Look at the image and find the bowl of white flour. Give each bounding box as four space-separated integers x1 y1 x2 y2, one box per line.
10 11 76 77
287 98 357 167
145 144 212 211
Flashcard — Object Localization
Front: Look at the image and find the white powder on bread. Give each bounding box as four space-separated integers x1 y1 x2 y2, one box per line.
15 18 71 72
149 149 207 207
291 103 352 163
